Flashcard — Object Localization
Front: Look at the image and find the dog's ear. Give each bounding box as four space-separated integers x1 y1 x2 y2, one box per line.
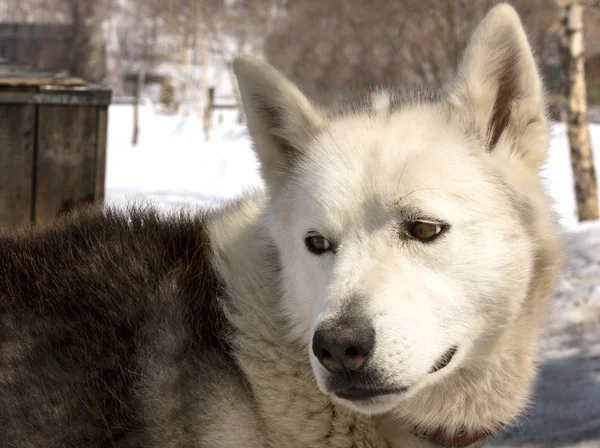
233 57 324 189
448 4 548 171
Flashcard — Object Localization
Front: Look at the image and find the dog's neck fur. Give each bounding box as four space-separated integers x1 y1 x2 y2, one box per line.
209 194 561 447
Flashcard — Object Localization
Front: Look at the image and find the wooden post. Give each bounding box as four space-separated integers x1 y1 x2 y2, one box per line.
561 0 598 221
95 107 108 204
132 70 145 146
203 86 214 142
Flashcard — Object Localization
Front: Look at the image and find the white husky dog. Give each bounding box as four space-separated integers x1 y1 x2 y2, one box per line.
0 4 562 448
230 3 562 447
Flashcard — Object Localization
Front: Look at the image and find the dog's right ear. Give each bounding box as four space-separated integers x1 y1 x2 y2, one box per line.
233 57 324 190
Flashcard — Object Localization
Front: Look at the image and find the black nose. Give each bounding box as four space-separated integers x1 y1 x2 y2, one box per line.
312 321 375 374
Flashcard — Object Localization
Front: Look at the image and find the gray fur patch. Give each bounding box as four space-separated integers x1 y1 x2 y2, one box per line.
0 206 233 447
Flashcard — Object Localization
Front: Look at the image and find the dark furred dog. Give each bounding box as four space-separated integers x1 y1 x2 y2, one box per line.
1 207 240 446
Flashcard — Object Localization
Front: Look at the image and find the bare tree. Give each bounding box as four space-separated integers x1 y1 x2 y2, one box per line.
204 0 284 122
64 0 110 82
125 0 163 146
559 0 598 221
265 0 560 96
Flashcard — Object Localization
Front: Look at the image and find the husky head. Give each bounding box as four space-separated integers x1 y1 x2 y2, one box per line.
234 4 561 427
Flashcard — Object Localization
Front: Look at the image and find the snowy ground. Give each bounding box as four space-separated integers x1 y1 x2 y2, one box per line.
106 104 262 210
106 104 600 447
493 222 600 448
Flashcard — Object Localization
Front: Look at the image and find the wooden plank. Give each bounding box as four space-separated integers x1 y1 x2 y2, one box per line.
34 105 97 223
94 107 108 204
0 87 112 107
0 103 35 229
0 58 86 86
0 77 86 87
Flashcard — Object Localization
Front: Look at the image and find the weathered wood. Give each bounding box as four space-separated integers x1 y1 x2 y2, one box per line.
0 58 86 86
0 103 35 229
0 77 85 87
561 1 599 221
34 106 98 223
0 57 111 228
95 107 108 204
0 87 112 106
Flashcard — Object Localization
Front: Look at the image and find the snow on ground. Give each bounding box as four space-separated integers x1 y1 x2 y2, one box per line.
493 220 600 448
105 104 600 447
106 104 262 210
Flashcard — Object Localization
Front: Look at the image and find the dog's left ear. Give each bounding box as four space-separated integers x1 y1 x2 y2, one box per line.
233 57 324 190
448 4 548 170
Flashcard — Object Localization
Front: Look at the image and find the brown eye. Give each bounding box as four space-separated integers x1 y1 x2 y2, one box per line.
305 234 332 255
409 222 444 241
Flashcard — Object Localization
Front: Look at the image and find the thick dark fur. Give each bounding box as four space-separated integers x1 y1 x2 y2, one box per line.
0 206 234 447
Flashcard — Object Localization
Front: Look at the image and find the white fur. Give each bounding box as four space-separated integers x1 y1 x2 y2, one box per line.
213 4 563 447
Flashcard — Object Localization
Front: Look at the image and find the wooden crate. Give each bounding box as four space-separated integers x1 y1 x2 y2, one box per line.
0 58 111 229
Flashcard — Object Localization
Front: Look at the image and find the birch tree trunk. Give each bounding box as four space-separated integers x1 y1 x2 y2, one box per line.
561 0 598 221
